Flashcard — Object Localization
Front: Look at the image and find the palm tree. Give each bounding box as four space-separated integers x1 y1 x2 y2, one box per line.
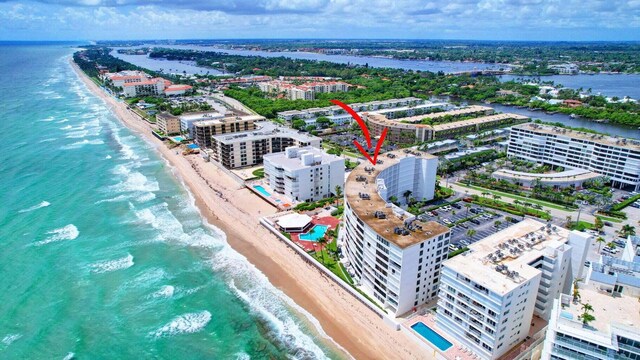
607 242 616 250
494 220 502 228
403 190 413 204
565 216 573 229
514 199 521 209
492 194 502 202
465 203 472 215
334 185 343 206
389 195 398 205
619 224 636 237
578 302 596 327
466 229 476 240
595 236 606 252
317 236 328 264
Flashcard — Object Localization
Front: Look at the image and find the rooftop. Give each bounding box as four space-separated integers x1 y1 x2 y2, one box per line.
493 168 602 182
263 146 343 171
445 218 571 295
514 123 640 150
212 121 321 144
193 114 264 127
555 288 640 343
393 105 493 123
344 149 449 249
365 112 528 131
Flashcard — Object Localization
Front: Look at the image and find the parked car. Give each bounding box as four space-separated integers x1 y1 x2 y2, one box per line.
442 219 453 225
470 219 481 225
604 221 613 227
431 211 438 216
584 261 591 267
452 203 462 209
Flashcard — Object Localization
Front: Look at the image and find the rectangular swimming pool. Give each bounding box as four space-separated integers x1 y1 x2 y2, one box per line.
253 185 271 197
299 225 329 241
411 322 453 351
172 136 185 142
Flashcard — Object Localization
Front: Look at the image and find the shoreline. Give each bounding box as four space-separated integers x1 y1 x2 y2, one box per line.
70 60 432 360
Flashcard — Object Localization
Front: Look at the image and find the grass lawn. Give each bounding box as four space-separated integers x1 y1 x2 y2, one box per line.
595 215 623 224
571 221 594 231
458 183 572 211
252 168 265 179
311 239 354 285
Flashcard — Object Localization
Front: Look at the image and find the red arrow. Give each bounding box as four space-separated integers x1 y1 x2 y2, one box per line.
330 99 387 166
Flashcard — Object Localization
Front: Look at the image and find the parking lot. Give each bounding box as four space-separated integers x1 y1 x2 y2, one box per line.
416 201 523 250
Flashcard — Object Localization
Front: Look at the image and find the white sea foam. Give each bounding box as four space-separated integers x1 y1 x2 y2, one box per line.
38 138 58 143
235 353 251 360
149 311 211 338
228 280 329 359
105 155 112 159
34 224 79 246
60 125 75 130
151 285 175 299
111 171 159 193
90 254 134 274
18 200 51 213
135 193 156 203
39 116 56 122
94 194 131 204
60 139 104 150
62 352 75 360
1 333 22 346
57 119 69 124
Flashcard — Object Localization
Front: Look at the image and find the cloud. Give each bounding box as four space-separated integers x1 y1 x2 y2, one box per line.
0 0 330 14
0 0 638 40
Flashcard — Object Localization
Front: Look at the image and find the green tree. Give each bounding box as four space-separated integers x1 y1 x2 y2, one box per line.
389 195 398 205
619 224 636 237
594 217 604 231
466 229 477 239
403 190 413 204
595 236 606 252
494 220 502 228
292 119 306 130
578 303 596 327
317 236 328 264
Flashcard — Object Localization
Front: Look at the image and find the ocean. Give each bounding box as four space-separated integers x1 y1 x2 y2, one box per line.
0 43 342 359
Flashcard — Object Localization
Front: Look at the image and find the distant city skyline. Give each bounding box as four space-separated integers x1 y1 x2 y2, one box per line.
1 0 639 41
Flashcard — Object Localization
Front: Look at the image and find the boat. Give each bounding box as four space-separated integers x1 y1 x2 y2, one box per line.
569 114 579 119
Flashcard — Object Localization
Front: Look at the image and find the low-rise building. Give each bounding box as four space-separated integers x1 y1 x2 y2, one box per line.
103 70 192 98
364 111 528 144
210 122 322 169
436 219 591 359
343 149 450 316
192 114 264 148
178 112 225 139
492 168 603 189
276 97 426 125
156 112 181 135
263 146 344 202
258 80 351 100
508 123 640 190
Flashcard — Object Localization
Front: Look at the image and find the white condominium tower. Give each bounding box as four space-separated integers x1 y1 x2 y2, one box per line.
508 123 640 191
343 150 450 316
436 219 591 359
263 146 345 202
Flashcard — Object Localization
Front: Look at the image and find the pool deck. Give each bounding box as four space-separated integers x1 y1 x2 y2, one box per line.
402 312 547 360
290 215 340 252
245 180 294 210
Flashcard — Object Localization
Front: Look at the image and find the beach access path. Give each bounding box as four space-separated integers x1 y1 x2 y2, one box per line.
71 60 433 360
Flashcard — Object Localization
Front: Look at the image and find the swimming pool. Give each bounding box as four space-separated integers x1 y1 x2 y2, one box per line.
172 136 185 142
187 144 199 149
411 322 453 351
299 225 329 241
253 185 271 197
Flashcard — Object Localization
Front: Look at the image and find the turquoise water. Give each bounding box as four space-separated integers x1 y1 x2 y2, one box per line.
411 322 453 351
0 43 341 359
172 136 185 142
299 225 329 241
253 185 271 197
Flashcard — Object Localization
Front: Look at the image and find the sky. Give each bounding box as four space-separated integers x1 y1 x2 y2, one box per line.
1 0 639 41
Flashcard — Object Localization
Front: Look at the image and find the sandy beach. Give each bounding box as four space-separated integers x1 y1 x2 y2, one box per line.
71 60 433 360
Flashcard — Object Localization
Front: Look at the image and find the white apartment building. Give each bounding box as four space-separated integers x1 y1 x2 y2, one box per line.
122 78 168 97
258 80 350 100
436 219 591 359
263 147 344 202
210 122 321 169
179 112 226 139
343 150 450 316
542 288 640 360
508 123 640 190
276 97 426 125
